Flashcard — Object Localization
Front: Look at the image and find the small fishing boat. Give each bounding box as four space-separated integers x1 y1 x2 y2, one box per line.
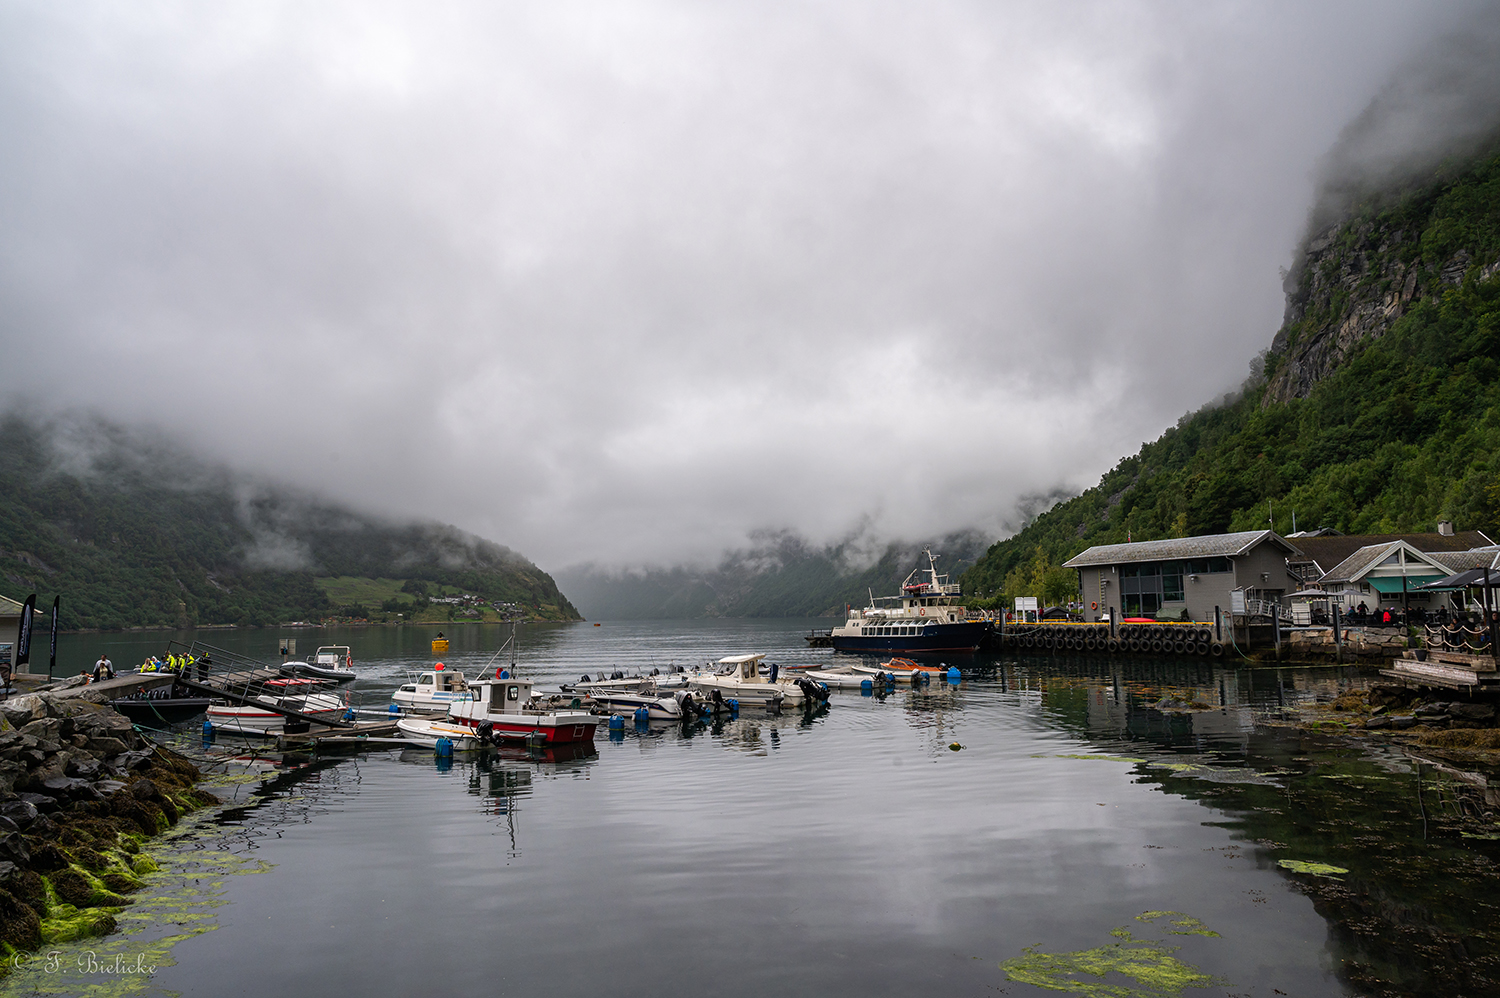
206 678 347 735
431 634 450 654
687 654 829 707
295 645 356 683
396 676 599 747
393 664 471 715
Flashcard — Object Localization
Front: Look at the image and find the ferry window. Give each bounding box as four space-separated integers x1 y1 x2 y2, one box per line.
507 685 520 701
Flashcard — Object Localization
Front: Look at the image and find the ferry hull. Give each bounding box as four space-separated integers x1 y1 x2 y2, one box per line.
830 621 991 654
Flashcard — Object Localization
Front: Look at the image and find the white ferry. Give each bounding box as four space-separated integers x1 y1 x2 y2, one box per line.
829 549 991 653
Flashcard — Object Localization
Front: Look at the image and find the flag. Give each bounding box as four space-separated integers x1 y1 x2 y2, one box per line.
48 596 60 677
15 594 36 667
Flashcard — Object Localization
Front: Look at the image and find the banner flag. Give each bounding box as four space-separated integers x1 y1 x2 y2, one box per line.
15 594 36 667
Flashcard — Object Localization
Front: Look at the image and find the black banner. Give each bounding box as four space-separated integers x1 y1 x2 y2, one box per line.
15 594 36 666
49 596 59 676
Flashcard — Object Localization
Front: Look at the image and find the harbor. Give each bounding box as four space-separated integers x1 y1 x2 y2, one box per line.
0 618 1496 996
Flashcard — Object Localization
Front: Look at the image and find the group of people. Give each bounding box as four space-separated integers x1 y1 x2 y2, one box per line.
82 650 212 683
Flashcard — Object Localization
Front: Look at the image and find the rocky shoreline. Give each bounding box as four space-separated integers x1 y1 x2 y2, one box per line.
0 690 215 965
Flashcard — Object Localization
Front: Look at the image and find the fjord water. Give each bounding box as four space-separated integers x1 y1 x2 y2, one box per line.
24 620 1500 997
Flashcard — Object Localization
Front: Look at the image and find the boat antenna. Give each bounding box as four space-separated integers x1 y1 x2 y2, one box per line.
481 620 519 673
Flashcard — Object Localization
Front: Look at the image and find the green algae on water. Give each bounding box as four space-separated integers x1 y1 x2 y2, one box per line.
1134 912 1220 937
1056 754 1148 763
1002 934 1221 997
1277 859 1348 877
1001 915 1224 997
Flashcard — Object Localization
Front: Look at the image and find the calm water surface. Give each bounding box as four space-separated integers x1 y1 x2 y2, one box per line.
8 620 1500 997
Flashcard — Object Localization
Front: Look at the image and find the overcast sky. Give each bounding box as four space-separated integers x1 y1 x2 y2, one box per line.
0 1 1493 572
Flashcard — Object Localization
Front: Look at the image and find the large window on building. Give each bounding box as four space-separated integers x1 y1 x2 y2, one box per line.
1121 561 1186 614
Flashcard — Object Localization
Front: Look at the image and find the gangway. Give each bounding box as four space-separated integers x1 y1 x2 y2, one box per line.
162 640 358 730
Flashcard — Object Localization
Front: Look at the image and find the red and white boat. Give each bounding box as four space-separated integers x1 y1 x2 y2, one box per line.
396 675 598 749
206 677 347 735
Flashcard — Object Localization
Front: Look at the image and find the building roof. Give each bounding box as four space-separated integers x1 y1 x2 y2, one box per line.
1288 531 1493 575
1062 530 1297 569
1319 540 1454 585
1429 547 1500 572
0 594 38 617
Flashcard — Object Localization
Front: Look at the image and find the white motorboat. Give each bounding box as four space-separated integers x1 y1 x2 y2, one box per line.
559 681 684 720
295 645 356 683
206 678 347 735
687 654 829 707
801 666 878 689
393 665 471 715
397 676 599 748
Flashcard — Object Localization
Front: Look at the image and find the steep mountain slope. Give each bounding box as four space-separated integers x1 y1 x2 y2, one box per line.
557 530 987 620
0 414 580 629
963 145 1500 598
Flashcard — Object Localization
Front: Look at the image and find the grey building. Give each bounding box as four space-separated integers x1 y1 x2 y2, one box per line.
1062 530 1302 623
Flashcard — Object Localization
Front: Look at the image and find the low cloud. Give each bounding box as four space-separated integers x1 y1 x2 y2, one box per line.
0 1 1492 572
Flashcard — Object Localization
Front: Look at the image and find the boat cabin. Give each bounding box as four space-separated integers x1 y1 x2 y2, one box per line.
401 666 469 697
471 678 536 715
714 654 768 683
312 645 352 669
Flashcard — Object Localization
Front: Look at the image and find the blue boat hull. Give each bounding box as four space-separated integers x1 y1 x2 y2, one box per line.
830 621 991 654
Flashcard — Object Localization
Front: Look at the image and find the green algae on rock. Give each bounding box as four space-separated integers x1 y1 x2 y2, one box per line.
1277 859 1349 877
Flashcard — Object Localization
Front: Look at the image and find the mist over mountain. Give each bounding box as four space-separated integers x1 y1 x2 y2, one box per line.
0 411 578 629
557 530 988 620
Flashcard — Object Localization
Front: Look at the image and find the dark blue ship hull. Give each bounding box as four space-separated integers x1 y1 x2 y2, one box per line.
830 620 991 653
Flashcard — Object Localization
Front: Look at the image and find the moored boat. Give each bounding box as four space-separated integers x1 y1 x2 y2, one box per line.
829 548 991 653
206 678 347 735
296 645 356 683
687 654 829 707
396 676 599 747
393 664 471 715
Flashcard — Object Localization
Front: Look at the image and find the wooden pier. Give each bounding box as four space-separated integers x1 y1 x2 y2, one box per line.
1380 649 1500 693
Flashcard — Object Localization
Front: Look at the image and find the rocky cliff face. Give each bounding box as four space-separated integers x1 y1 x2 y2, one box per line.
1265 221 1498 406
1263 151 1500 406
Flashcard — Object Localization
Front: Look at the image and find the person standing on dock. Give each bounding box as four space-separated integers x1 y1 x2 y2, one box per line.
92 654 115 682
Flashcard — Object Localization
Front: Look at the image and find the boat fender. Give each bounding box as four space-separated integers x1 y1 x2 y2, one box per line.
608 715 625 730
434 737 454 758
343 707 357 722
946 667 961 683
726 698 739 712
201 720 214 738
860 678 873 692
633 707 650 722
388 703 400 714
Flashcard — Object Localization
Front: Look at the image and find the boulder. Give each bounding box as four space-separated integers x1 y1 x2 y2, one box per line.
0 800 38 829
16 793 57 813
1452 703 1497 722
0 833 29 867
1390 715 1418 729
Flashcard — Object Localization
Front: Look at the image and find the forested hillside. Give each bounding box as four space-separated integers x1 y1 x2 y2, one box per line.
557 530 987 619
963 145 1500 601
0 414 580 629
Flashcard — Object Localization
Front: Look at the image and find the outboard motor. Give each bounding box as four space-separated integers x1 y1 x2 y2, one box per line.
581 674 592 684
767 693 783 715
478 721 497 746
